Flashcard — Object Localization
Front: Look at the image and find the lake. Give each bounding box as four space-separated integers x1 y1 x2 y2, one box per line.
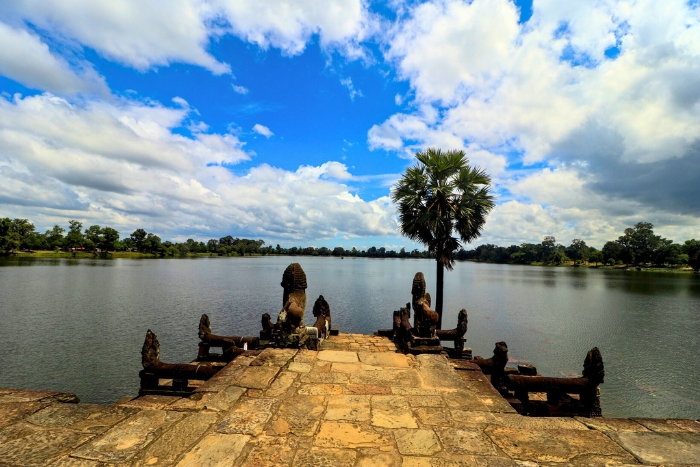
0 256 698 419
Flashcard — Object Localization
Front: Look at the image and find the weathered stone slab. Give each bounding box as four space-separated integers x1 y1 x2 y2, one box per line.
490 413 589 430
175 433 249 467
300 372 349 384
0 389 79 404
485 426 637 463
371 395 418 429
407 395 445 408
194 365 247 393
344 384 392 395
265 370 298 398
394 428 441 456
294 349 318 363
288 362 312 373
250 348 298 367
298 384 344 395
293 447 357 467
418 358 465 390
318 350 359 363
442 389 490 411
350 369 421 387
170 385 246 412
216 398 275 436
609 431 700 464
314 421 391 449
26 404 137 433
575 416 649 432
358 352 412 368
134 412 218 466
47 456 103 466
332 362 363 373
391 387 440 396
435 426 501 456
236 366 280 389
0 422 94 466
275 395 325 436
325 395 371 422
71 409 183 463
632 417 700 432
475 394 517 413
242 436 296 467
119 395 180 409
0 401 48 428
412 407 450 426
449 410 497 427
355 448 401 467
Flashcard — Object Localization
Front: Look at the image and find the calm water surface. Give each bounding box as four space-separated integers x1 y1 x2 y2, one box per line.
0 256 698 419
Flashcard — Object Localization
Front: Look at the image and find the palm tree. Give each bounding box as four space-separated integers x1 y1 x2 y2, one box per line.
392 148 495 329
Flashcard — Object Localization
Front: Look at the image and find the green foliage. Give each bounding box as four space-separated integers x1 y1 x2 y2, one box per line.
392 148 495 269
683 240 700 271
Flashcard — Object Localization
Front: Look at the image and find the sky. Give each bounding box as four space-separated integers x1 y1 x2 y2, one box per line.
0 0 699 250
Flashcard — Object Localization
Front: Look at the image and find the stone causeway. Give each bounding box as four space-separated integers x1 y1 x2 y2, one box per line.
0 333 698 466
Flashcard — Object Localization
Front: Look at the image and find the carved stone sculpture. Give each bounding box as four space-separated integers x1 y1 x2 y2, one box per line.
311 295 331 339
198 314 258 361
277 263 308 332
394 303 413 353
506 347 605 417
473 341 509 389
411 272 439 337
140 329 219 395
436 308 468 354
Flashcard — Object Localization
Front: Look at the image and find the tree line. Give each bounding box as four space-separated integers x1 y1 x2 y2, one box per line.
0 217 430 258
457 222 700 271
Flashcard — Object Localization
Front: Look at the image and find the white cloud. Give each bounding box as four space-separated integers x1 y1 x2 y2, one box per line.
216 0 376 58
0 0 230 74
340 77 363 100
252 123 274 138
0 93 396 242
0 21 107 94
369 0 700 241
231 84 249 95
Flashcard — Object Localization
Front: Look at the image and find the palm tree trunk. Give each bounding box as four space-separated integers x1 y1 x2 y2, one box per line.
436 260 444 330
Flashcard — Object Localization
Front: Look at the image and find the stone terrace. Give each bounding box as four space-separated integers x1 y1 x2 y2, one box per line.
0 333 699 466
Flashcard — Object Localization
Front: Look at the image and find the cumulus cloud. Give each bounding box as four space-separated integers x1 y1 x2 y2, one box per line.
252 124 274 138
0 21 107 94
231 84 249 95
0 0 375 79
370 0 700 240
0 93 395 242
340 77 363 100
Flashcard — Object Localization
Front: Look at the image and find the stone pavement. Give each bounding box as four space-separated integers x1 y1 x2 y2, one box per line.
0 333 699 466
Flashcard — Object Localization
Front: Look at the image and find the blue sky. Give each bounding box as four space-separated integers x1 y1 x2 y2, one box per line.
0 0 699 249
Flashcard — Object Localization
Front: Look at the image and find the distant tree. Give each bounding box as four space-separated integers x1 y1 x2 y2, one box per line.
683 240 700 272
64 220 85 249
101 227 120 252
566 239 590 264
45 225 65 250
10 219 35 250
541 236 556 263
602 241 623 265
207 239 219 253
589 249 603 266
0 218 20 254
84 225 103 250
131 229 148 252
619 222 660 265
332 247 345 256
144 233 161 254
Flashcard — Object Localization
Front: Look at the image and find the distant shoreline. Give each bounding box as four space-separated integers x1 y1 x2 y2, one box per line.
3 250 697 274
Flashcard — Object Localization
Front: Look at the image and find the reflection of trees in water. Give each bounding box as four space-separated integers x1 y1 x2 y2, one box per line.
602 270 700 296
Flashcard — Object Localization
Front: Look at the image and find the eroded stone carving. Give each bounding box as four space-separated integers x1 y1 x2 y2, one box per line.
311 295 331 339
436 308 468 354
140 329 219 396
197 314 258 361
473 341 509 389
411 272 439 338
